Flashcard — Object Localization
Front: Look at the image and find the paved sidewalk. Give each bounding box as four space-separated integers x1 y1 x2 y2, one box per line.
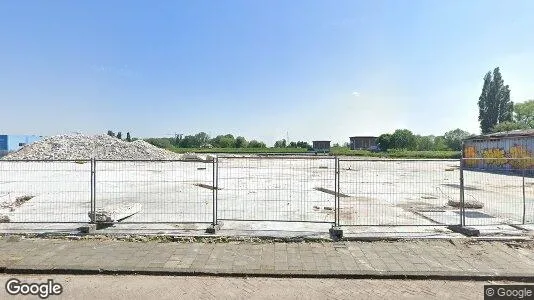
0 237 533 279
0 274 522 300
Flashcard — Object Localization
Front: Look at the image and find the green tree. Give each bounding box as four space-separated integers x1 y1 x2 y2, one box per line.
219 136 235 148
194 132 211 147
443 129 471 151
248 140 266 148
377 134 392 151
296 141 311 149
415 135 434 151
491 121 530 133
116 132 122 140
390 129 416 150
235 136 248 148
211 134 236 148
179 135 198 148
145 138 172 149
478 67 513 134
513 100 534 128
107 130 115 137
274 139 287 148
433 136 450 151
126 132 131 142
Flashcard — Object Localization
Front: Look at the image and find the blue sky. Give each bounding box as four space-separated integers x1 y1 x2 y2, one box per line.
1 1 533 145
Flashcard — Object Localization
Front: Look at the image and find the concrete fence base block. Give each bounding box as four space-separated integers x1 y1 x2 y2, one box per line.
79 224 97 234
447 225 480 237
206 223 222 234
329 227 343 240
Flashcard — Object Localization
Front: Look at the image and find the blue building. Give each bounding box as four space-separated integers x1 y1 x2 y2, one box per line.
0 135 42 157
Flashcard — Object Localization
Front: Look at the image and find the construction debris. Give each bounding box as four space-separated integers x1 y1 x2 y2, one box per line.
0 194 34 212
0 214 9 223
2 134 184 160
88 203 142 223
447 199 484 209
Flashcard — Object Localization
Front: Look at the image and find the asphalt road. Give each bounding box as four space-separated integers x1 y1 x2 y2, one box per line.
0 274 529 300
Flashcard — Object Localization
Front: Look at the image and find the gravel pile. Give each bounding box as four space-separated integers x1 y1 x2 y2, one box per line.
2 134 185 160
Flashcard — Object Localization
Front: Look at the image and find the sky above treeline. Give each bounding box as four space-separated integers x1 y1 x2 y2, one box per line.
1 0 533 145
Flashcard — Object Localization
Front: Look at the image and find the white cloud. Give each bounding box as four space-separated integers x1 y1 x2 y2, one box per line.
352 91 360 97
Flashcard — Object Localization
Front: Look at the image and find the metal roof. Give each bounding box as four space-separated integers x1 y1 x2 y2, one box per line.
464 129 534 140
349 136 378 139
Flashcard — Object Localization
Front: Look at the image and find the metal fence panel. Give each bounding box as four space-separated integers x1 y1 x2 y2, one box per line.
526 166 534 224
0 160 91 223
217 157 336 223
94 160 214 223
338 159 461 226
462 158 532 225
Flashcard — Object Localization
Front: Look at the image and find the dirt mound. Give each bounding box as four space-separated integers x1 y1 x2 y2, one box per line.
2 134 184 160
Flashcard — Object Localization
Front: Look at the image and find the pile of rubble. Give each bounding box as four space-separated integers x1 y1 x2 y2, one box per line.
2 134 187 160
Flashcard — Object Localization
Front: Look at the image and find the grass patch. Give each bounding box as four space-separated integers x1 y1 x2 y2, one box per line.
331 147 460 159
165 146 460 159
169 147 308 154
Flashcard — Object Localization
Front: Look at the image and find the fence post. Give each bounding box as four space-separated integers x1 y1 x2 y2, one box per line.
90 158 95 224
459 157 465 227
212 157 217 226
523 167 526 225
334 157 338 227
215 157 219 225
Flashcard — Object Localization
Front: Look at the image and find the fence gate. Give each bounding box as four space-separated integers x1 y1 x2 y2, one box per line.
216 157 336 224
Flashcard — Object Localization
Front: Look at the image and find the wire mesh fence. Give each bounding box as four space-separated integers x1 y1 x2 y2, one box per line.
216 157 336 223
338 159 461 226
0 157 532 228
462 158 534 225
0 160 91 223
94 160 214 223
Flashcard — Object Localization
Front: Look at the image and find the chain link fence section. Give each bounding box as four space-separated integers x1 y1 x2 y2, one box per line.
462 158 533 225
0 160 91 223
217 157 336 223
94 160 214 223
338 159 460 226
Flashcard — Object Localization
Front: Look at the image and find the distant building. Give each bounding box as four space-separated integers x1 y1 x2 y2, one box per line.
312 141 331 153
0 135 42 157
462 129 534 173
349 136 378 150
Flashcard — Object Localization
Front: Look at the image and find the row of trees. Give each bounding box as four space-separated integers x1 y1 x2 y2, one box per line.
145 133 268 149
477 67 534 133
107 130 132 142
141 129 470 152
142 132 316 149
376 128 472 152
490 100 534 133
273 139 312 149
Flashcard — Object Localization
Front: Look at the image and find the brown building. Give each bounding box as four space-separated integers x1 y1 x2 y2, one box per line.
312 141 331 153
349 136 378 150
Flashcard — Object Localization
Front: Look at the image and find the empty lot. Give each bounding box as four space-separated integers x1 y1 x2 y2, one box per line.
0 158 532 232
